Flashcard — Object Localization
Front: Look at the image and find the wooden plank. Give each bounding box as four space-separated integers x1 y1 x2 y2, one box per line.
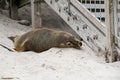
105 0 116 62
113 0 118 37
18 0 30 8
34 0 42 28
31 0 35 28
44 0 106 53
9 0 18 20
18 0 44 8
71 0 106 34
31 0 42 28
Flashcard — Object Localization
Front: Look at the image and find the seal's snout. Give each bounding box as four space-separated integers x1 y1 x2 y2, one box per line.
75 42 82 49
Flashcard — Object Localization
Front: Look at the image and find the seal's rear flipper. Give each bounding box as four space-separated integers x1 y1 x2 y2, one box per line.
8 36 15 42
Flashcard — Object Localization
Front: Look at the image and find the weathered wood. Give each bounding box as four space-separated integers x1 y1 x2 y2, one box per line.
34 0 42 28
18 0 30 8
105 0 117 62
44 0 106 53
31 0 35 28
71 0 106 34
31 0 42 28
9 0 18 20
18 0 44 8
9 0 42 28
113 0 120 61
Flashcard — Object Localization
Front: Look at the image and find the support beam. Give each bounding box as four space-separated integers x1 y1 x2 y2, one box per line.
31 0 42 29
34 0 42 28
31 0 35 28
18 0 30 8
105 0 117 62
18 0 44 8
9 0 18 20
44 0 106 53
31 0 42 28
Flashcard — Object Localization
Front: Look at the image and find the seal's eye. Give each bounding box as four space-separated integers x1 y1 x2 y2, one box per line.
66 42 73 46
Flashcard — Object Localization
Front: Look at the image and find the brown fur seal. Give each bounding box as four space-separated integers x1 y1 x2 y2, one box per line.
9 28 82 52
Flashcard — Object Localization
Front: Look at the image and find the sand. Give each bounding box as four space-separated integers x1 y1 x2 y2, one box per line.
0 3 120 80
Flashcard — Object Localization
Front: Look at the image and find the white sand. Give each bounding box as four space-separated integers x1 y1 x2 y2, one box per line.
0 14 120 80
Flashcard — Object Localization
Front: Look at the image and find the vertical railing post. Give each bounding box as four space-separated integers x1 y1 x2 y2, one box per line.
9 0 18 20
31 0 42 29
31 0 35 29
105 0 117 62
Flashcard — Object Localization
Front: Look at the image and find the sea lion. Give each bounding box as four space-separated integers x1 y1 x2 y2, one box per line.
9 28 82 52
